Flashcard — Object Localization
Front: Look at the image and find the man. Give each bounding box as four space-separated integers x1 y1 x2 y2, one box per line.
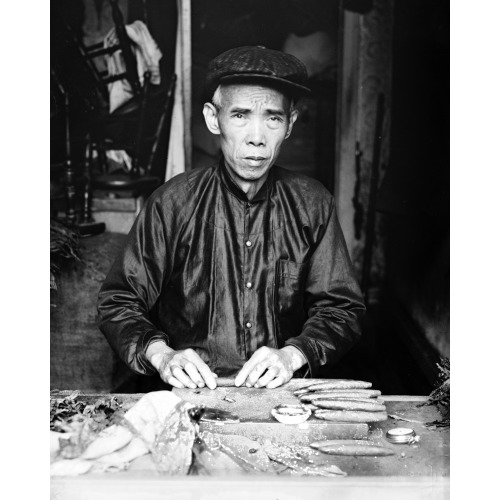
98 45 365 391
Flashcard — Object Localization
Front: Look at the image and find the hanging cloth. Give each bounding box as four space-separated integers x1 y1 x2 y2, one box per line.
104 20 163 113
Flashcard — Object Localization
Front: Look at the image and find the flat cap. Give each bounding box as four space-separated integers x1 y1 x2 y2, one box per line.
206 45 310 100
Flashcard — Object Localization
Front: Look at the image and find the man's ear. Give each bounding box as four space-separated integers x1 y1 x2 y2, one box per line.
285 109 298 139
203 103 221 135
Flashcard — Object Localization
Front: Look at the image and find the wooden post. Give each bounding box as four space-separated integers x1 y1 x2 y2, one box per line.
334 9 361 256
361 93 385 297
180 0 192 171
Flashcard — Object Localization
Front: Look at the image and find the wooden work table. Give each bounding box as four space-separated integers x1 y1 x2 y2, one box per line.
50 380 449 499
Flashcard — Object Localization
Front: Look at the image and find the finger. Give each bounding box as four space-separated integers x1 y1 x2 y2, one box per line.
184 350 217 390
235 350 264 387
234 365 249 387
195 362 217 390
254 366 280 388
158 365 175 385
161 366 185 388
267 375 287 389
166 376 184 389
171 365 197 389
246 362 270 387
183 361 205 388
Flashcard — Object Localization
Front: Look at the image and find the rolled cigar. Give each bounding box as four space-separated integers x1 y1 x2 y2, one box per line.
316 444 394 456
300 390 381 402
329 397 384 404
215 377 236 387
314 410 388 423
294 388 312 396
311 399 386 412
301 403 318 411
306 380 373 391
309 439 372 449
312 389 381 397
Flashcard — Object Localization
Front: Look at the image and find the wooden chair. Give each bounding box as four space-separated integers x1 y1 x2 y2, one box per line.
89 72 176 197
51 68 106 236
51 1 176 228
74 0 176 197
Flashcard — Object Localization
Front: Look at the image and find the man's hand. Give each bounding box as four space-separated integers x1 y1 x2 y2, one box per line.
146 343 217 390
234 346 307 389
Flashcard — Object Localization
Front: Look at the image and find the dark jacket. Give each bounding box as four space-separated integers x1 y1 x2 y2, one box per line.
97 161 365 378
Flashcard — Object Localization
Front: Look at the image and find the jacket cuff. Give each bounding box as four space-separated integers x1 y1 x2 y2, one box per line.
284 338 318 378
136 330 170 374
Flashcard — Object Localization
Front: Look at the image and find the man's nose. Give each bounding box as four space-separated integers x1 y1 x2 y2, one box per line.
246 119 266 147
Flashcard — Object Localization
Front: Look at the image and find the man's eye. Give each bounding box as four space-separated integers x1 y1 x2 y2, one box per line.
232 113 244 119
270 116 283 122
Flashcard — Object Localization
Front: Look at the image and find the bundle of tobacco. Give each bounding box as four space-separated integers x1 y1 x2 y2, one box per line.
50 218 80 292
419 357 450 429
50 391 127 463
50 391 124 434
295 379 388 423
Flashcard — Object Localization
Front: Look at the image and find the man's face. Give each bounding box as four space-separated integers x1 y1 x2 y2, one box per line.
203 83 298 184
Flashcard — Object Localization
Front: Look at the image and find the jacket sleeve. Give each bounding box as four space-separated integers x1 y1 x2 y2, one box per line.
284 200 366 377
97 193 178 376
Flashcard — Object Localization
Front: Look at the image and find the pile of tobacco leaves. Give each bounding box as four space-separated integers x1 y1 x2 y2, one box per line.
50 391 125 459
50 218 80 292
419 357 450 429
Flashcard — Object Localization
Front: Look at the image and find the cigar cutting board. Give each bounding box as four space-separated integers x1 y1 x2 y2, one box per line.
173 379 369 444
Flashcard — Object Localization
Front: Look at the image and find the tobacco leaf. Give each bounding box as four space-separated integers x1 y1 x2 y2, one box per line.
418 357 450 429
50 393 126 459
50 393 124 432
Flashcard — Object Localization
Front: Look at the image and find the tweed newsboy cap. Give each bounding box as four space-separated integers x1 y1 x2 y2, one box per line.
206 45 310 100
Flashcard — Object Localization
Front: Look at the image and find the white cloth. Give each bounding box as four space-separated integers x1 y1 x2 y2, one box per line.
102 21 163 170
104 20 163 113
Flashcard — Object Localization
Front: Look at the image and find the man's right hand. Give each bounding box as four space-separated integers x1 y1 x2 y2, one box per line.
146 343 217 390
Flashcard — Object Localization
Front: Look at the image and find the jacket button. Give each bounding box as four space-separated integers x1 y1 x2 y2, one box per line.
245 282 253 289
245 240 252 247
245 322 252 328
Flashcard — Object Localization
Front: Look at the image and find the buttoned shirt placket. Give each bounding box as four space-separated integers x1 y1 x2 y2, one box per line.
219 160 272 361
243 200 253 359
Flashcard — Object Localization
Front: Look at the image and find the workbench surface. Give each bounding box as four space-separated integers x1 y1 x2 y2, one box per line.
50 382 449 500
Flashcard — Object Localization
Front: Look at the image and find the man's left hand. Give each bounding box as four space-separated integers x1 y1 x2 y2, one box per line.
234 346 307 389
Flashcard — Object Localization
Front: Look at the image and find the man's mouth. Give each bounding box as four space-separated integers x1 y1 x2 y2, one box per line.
245 156 267 161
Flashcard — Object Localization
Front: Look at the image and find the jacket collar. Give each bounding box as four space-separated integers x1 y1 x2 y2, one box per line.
218 156 273 203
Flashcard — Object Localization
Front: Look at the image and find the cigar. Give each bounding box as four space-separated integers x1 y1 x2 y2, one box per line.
316 444 394 456
215 377 237 387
